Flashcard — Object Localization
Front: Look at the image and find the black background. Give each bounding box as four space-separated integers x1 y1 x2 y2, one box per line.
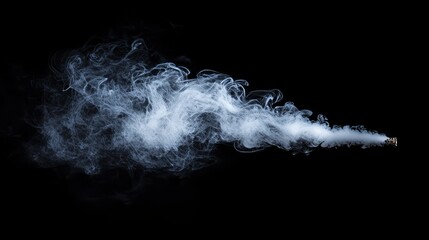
1 4 407 232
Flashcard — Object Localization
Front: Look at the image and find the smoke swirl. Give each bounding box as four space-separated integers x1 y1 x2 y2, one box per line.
39 40 387 174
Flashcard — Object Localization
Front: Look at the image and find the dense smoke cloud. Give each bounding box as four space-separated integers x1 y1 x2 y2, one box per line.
38 40 387 174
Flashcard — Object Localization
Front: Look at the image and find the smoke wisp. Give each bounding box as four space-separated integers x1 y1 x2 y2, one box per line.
38 40 387 174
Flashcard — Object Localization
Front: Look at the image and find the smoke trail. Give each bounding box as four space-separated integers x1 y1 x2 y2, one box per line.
38 39 387 174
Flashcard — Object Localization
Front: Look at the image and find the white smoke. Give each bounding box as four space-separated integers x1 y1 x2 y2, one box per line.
39 40 387 174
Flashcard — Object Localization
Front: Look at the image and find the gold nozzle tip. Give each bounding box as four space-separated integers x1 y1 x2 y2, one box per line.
385 137 397 146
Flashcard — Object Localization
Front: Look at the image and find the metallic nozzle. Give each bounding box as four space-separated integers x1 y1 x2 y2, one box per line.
385 137 397 146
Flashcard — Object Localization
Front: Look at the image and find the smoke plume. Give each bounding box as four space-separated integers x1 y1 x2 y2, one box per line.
38 40 387 174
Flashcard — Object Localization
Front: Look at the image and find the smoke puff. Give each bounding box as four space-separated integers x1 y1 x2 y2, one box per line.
39 39 387 174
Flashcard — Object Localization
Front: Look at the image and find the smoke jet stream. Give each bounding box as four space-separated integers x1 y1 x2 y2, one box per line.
39 40 389 174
